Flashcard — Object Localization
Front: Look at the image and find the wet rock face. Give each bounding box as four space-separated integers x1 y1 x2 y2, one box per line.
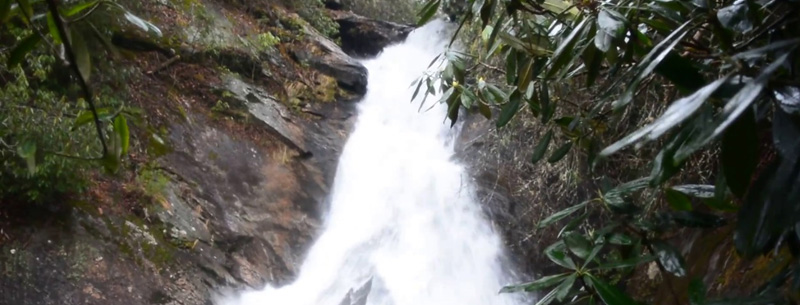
331 11 415 58
293 24 369 94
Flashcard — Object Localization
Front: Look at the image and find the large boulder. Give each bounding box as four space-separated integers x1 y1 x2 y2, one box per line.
331 11 415 58
293 23 369 94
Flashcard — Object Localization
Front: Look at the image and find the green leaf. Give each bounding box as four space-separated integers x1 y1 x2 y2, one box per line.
1 0 13 23
411 78 424 102
46 12 62 44
547 17 592 78
16 0 31 18
564 232 592 259
607 178 650 196
546 241 577 270
114 115 130 155
505 48 518 85
16 139 37 175
8 33 42 67
531 130 554 164
122 11 162 36
672 184 715 198
613 20 692 110
70 27 91 81
148 133 170 157
538 200 589 228
535 287 560 305
582 43 604 87
601 77 730 157
540 82 554 123
665 189 693 211
711 52 793 139
595 9 624 52
607 233 634 245
555 273 578 301
63 0 99 17
499 273 570 293
716 2 752 33
689 278 706 305
595 255 656 270
654 52 706 93
652 240 687 277
485 14 506 54
101 148 120 173
548 141 573 163
73 108 113 129
721 108 757 198
542 0 580 17
416 0 440 26
665 211 726 228
584 274 639 305
496 90 521 128
478 101 492 119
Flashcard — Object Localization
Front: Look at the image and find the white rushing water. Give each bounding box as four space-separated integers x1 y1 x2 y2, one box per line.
220 20 525 305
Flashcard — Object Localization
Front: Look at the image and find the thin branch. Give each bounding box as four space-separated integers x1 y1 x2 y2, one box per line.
44 0 109 157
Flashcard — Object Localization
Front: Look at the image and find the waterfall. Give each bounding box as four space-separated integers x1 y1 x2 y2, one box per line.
219 20 525 305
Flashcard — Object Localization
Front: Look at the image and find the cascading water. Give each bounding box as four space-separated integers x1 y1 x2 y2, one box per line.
220 20 526 305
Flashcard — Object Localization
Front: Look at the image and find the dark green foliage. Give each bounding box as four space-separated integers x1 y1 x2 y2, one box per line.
1 0 162 203
416 0 800 303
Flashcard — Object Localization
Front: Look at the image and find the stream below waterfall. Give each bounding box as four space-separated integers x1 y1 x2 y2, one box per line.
219 20 527 305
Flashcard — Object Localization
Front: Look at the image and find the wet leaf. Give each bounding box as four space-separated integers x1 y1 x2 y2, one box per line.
583 43 604 87
16 139 37 175
17 0 31 19
665 189 693 211
555 273 578 301
123 11 163 36
71 27 91 81
584 274 638 305
538 200 589 228
505 48 518 85
666 211 726 228
721 108 757 198
596 255 656 270
548 141 573 163
546 241 577 269
711 52 792 140
496 90 521 128
73 108 113 129
601 77 729 157
672 184 715 198
417 0 440 26
651 240 687 277
655 52 705 93
614 20 692 110
564 232 592 259
500 273 570 293
717 2 752 33
547 17 592 78
63 0 99 16
46 12 62 44
8 33 42 67
607 233 634 245
531 130 554 164
595 9 624 51
114 115 130 155
0 0 12 22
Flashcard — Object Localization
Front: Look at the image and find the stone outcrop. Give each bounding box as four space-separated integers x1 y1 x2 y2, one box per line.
331 11 415 57
293 23 369 94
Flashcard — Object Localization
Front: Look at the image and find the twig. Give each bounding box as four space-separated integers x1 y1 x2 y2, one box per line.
45 0 109 157
146 55 181 74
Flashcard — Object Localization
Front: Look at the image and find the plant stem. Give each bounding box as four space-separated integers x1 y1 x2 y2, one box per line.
44 0 109 157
